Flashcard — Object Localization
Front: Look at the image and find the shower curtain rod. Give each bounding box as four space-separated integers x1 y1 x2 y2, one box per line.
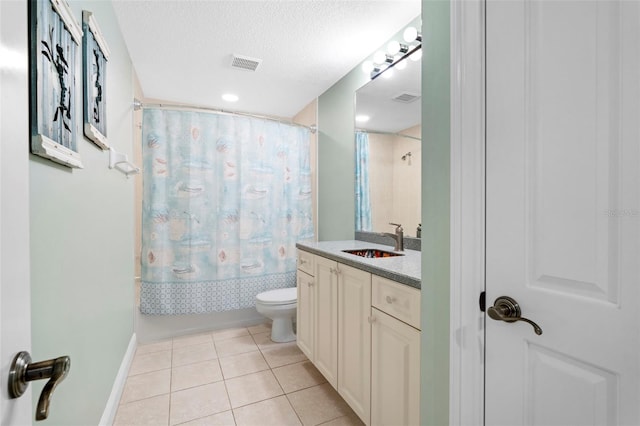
356 128 421 141
133 99 317 134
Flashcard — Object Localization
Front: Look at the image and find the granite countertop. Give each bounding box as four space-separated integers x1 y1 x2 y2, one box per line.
296 240 421 289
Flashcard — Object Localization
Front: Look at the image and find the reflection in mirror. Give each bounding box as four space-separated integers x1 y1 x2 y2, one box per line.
355 48 421 237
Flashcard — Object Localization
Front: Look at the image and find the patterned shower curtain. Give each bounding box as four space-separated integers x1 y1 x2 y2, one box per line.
140 109 314 315
355 131 372 231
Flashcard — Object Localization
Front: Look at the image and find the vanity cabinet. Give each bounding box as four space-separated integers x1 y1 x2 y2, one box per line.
296 250 339 387
337 264 371 424
313 255 339 388
296 248 420 426
296 249 315 360
370 276 421 426
296 269 314 360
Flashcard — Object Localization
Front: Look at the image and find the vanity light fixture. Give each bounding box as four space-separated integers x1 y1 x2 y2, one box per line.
403 26 422 43
373 51 394 65
362 61 375 73
387 40 409 56
395 59 407 70
382 68 394 79
222 93 239 102
361 23 422 80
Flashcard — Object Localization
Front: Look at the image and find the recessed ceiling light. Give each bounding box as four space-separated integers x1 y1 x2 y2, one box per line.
222 93 239 102
355 115 370 123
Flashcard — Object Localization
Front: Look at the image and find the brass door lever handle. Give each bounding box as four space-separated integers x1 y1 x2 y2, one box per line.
8 351 71 421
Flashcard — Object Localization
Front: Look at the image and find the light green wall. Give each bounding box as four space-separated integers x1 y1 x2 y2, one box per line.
317 70 368 240
29 1 135 424
420 1 450 425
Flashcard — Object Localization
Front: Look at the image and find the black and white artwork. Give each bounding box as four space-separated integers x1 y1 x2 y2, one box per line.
82 10 110 149
30 0 84 168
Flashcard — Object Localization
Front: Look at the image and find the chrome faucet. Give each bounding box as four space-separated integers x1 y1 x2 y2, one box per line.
382 222 404 251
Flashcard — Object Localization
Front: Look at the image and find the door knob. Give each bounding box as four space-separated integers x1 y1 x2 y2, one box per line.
487 296 543 335
8 351 71 421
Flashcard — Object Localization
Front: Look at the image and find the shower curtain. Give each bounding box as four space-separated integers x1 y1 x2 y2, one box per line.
140 109 314 315
355 131 372 231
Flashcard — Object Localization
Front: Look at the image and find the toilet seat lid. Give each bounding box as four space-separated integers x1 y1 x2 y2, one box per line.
256 287 297 304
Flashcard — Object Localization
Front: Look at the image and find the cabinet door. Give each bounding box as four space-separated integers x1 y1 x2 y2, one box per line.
314 255 339 388
296 270 314 360
338 264 372 425
371 308 420 426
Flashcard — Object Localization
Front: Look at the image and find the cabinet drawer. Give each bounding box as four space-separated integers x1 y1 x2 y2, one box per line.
297 249 315 276
372 275 421 330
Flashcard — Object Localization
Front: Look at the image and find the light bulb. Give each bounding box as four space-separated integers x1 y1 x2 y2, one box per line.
373 51 387 65
409 49 422 62
382 68 394 79
403 26 419 43
355 115 370 123
222 93 239 102
362 61 374 74
395 59 407 70
387 40 401 55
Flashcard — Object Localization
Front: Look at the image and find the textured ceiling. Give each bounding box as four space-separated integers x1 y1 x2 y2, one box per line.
112 0 421 119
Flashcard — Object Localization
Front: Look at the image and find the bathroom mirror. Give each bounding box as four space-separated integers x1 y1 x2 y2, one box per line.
355 51 421 237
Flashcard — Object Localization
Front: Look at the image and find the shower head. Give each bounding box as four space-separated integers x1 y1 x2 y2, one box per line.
401 152 412 161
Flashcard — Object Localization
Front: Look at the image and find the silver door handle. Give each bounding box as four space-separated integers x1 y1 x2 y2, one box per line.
8 351 71 421
487 296 543 335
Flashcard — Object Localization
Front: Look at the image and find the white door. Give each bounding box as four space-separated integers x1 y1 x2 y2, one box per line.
486 1 640 425
1 1 33 424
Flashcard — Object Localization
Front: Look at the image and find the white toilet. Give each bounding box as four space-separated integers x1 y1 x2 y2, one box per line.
255 287 297 343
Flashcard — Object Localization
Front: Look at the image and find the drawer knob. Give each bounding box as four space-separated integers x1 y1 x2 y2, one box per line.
385 296 397 304
300 259 307 265
368 316 377 324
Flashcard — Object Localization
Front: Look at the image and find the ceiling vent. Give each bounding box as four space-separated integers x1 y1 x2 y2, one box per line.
392 92 421 103
230 54 262 72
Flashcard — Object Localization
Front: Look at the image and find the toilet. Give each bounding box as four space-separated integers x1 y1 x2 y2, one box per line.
255 287 297 343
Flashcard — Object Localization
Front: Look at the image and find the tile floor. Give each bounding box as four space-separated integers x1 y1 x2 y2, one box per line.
114 324 364 426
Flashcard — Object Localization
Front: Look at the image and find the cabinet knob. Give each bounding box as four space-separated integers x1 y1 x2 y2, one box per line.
368 316 377 324
385 295 397 304
299 259 307 265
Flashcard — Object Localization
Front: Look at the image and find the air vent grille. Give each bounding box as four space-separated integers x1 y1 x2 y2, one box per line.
392 92 421 103
230 54 262 71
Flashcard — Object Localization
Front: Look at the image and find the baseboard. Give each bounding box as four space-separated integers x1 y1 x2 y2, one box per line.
99 333 137 426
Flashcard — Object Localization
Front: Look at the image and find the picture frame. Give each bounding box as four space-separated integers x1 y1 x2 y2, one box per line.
29 0 84 168
82 10 110 150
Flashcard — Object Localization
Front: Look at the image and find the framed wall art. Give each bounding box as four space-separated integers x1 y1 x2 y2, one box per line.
82 10 110 149
29 0 84 168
